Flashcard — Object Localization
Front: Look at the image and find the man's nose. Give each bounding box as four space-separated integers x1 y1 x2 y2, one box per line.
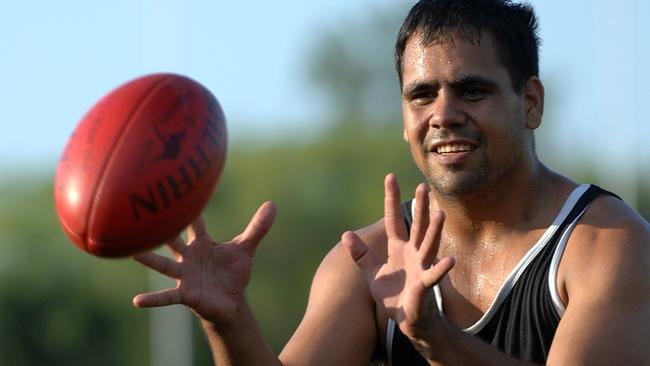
429 91 464 128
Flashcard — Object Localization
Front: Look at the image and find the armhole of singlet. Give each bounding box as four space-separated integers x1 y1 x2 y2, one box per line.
549 185 621 316
548 205 590 317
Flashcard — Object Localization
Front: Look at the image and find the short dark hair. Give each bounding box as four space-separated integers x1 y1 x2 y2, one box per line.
395 0 540 92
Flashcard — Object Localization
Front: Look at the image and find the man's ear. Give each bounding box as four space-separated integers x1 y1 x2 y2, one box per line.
524 77 544 130
403 128 409 142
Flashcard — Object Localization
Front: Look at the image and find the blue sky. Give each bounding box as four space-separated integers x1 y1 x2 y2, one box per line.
1 0 647 201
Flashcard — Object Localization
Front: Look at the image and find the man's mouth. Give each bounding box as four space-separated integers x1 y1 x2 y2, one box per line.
434 143 476 154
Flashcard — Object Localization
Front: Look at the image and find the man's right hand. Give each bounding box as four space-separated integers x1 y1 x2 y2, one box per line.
132 201 277 324
342 174 455 347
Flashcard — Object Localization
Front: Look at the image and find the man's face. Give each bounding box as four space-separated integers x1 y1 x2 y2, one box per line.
400 33 533 196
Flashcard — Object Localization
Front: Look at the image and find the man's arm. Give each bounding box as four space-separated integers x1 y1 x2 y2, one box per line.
134 201 384 365
199 300 282 366
547 195 650 365
279 222 385 365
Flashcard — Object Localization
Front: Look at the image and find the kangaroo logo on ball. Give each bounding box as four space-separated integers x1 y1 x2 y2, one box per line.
149 121 186 166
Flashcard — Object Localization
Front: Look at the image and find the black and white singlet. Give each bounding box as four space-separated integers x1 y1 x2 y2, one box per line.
387 184 618 364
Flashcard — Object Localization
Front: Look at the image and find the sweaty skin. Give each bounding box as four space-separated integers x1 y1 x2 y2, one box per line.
133 33 650 366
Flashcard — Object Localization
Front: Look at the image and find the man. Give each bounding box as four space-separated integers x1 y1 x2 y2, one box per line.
133 0 650 364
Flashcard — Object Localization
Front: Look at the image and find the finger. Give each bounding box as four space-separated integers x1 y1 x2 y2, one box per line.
419 210 445 268
410 183 430 248
187 216 208 242
166 235 186 256
422 257 455 288
132 288 182 308
133 252 181 279
341 231 382 283
235 201 277 257
384 173 407 241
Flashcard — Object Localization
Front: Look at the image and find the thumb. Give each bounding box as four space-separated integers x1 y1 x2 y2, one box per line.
236 201 277 256
421 256 455 289
341 231 382 283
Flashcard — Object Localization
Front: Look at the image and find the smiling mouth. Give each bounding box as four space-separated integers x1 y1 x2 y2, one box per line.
435 144 476 154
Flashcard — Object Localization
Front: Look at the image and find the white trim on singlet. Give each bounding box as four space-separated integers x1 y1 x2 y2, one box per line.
386 184 591 359
387 319 395 365
548 204 590 316
462 184 590 334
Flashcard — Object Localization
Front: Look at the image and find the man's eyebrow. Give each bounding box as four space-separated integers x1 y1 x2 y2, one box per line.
401 82 439 97
450 75 499 89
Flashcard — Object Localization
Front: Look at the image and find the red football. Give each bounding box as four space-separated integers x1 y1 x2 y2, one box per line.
54 73 227 257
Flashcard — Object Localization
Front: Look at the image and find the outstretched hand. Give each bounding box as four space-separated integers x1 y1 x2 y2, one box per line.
132 201 277 324
342 173 455 340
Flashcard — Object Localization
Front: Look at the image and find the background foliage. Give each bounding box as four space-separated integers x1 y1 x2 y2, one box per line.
0 121 424 365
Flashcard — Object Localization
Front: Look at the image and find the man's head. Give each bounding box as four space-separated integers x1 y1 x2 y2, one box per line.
395 0 540 94
397 0 545 196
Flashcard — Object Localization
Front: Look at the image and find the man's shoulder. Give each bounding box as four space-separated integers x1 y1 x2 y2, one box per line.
548 187 650 365
321 220 389 272
562 188 650 293
355 219 389 258
581 188 650 237
317 219 388 275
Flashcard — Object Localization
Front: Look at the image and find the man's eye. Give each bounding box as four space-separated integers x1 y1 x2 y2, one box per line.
459 87 488 101
412 93 435 105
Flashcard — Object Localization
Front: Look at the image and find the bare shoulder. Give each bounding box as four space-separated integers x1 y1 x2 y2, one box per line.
562 192 650 301
354 219 389 260
279 219 387 365
565 193 650 274
582 193 650 233
318 219 388 283
548 194 650 364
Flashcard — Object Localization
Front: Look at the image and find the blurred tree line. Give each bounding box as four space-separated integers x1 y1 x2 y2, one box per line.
0 120 423 365
2 5 649 365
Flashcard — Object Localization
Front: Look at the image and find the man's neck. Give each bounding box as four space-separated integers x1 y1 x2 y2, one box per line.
430 163 572 243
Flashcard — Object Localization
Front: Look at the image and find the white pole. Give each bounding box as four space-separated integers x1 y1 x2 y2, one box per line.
148 270 194 366
141 0 194 365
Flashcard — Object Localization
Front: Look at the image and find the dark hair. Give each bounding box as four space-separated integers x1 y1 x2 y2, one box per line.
395 0 540 92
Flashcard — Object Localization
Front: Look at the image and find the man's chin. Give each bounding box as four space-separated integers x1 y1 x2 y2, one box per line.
425 172 489 197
